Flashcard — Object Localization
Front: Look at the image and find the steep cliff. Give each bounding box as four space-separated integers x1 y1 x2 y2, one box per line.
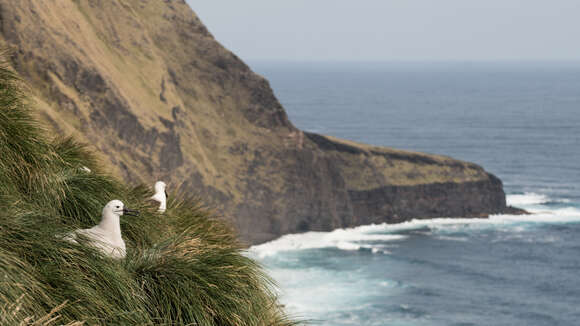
0 0 509 244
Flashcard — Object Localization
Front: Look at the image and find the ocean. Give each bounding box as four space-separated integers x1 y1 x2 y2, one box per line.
248 62 580 326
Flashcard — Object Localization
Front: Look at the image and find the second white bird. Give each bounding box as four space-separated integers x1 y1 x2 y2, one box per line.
151 181 168 213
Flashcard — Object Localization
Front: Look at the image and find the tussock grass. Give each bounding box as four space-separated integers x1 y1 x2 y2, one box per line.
0 54 295 325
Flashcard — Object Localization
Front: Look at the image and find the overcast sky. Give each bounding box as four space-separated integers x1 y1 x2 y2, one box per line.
188 1 580 62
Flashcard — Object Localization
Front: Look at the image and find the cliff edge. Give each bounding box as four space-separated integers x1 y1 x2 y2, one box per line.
0 0 508 244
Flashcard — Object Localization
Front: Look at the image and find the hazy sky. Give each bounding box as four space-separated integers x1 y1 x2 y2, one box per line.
188 1 580 62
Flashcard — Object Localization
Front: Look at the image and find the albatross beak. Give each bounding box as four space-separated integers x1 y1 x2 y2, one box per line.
123 208 140 216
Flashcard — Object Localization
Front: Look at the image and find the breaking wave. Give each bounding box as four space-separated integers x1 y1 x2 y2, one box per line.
250 193 580 258
250 228 406 258
507 192 571 206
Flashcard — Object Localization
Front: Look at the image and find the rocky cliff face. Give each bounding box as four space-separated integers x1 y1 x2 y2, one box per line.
0 0 509 244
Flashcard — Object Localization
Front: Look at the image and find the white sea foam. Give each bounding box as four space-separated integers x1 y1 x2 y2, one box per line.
435 235 469 242
335 241 360 251
251 203 580 257
506 192 571 206
250 227 407 257
507 192 550 206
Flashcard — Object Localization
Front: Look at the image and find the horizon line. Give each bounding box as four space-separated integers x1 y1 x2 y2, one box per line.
246 58 580 64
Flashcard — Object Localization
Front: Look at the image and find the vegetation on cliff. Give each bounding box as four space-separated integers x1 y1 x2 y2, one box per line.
0 57 293 325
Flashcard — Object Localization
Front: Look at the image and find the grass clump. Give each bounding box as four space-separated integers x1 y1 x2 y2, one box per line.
0 54 295 325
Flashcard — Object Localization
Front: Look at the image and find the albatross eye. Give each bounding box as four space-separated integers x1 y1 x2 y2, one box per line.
116 206 120 209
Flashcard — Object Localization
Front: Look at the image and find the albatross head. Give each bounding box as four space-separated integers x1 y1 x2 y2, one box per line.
154 181 167 194
103 200 140 218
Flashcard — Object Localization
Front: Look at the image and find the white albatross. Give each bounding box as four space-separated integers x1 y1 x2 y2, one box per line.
64 200 139 259
150 181 168 213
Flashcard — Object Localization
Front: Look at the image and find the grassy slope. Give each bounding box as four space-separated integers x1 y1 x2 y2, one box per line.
0 58 293 325
309 135 487 190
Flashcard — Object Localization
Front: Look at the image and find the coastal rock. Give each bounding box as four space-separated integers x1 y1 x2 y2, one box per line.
0 0 512 244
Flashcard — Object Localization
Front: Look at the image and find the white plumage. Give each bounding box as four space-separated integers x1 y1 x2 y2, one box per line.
64 200 139 259
150 181 168 213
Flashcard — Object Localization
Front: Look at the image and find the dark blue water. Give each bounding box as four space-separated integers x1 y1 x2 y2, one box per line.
249 62 580 326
